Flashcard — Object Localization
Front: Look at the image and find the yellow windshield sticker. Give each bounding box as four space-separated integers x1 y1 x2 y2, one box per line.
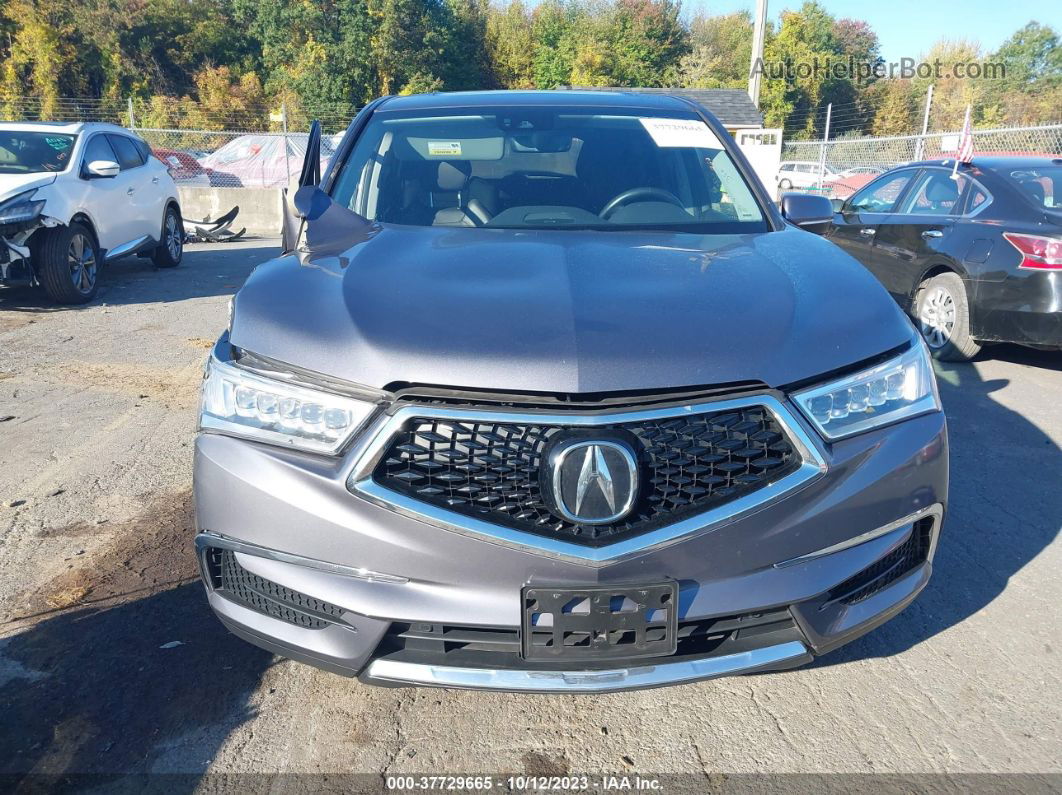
427 141 462 156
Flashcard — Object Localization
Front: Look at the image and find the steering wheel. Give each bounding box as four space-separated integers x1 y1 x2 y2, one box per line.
599 187 685 220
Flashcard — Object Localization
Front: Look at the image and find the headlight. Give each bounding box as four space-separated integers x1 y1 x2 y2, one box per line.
200 347 378 454
0 189 46 224
793 341 940 440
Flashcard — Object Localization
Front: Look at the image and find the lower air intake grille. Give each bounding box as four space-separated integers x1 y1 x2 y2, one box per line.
204 547 346 629
372 405 800 547
827 516 935 606
372 608 802 672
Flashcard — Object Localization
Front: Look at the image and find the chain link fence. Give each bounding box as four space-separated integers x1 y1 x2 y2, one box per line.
1 95 360 188
781 123 1062 199
134 129 338 189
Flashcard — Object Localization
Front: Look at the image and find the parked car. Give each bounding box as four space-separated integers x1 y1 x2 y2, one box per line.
776 160 837 190
826 157 1062 360
199 133 335 188
152 146 213 187
0 121 183 303
826 166 886 182
822 170 880 201
194 90 947 692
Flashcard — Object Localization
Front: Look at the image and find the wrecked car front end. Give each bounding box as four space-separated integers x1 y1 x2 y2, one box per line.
0 189 57 285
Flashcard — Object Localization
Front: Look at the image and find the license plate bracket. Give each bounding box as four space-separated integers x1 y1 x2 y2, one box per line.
521 582 678 662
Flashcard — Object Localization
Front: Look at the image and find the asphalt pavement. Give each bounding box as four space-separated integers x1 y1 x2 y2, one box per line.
0 239 1059 785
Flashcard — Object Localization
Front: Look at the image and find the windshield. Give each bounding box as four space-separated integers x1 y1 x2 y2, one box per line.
330 107 767 232
1005 166 1062 210
0 131 77 174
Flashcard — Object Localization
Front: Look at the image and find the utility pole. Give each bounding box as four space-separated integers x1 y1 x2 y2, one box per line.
818 102 832 192
748 0 768 107
916 84 934 161
127 97 135 130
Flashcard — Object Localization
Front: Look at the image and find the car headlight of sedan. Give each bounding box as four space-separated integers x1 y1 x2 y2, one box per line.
793 340 940 440
200 347 378 454
0 189 46 225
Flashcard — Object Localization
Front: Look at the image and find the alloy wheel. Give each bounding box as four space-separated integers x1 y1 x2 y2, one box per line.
68 233 97 295
919 286 956 349
165 212 182 261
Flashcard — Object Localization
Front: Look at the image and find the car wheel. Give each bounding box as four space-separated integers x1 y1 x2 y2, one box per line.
152 205 183 268
914 272 981 362
37 223 100 305
778 179 792 190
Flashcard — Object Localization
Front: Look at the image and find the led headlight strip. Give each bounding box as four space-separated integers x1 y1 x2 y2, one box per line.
793 341 941 440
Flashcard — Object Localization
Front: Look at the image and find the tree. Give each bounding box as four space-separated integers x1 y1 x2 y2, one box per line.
866 78 917 135
231 0 375 108
679 11 752 89
531 1 578 88
486 0 535 88
1 0 82 114
981 22 1062 126
914 38 983 131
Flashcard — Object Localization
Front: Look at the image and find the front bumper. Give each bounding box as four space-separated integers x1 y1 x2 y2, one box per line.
193 403 948 692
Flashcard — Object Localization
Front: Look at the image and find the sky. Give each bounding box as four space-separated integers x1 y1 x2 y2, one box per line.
686 0 1062 63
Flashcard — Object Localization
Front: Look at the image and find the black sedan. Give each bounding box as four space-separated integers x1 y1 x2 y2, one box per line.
825 157 1061 361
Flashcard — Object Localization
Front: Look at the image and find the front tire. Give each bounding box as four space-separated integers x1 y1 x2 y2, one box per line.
915 272 981 362
152 205 183 268
37 223 100 305
778 178 793 190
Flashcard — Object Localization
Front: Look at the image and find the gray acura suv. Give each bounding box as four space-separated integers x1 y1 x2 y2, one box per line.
194 91 947 692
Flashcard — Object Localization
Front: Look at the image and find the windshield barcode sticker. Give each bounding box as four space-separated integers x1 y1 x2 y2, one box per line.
427 141 462 156
639 118 722 149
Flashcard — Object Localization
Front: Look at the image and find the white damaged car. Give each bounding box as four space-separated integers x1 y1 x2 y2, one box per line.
0 121 183 304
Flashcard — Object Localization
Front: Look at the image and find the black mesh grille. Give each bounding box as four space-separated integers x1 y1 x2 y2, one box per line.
373 608 801 671
206 548 346 629
826 517 935 606
372 405 800 547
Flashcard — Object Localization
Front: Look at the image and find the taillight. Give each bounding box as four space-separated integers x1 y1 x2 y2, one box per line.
1003 232 1062 270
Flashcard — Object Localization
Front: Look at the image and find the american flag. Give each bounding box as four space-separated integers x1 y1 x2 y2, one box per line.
951 105 974 178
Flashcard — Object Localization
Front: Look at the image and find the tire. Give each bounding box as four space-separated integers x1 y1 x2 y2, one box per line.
914 272 981 362
37 222 100 305
152 204 183 268
778 179 793 190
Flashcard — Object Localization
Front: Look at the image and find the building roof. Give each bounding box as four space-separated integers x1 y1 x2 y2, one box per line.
560 87 764 128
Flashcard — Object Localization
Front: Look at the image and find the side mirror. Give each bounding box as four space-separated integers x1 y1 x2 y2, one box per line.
780 193 834 234
292 185 331 221
86 160 120 179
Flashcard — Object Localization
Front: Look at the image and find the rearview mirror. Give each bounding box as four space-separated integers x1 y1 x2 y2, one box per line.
86 160 120 179
780 193 834 234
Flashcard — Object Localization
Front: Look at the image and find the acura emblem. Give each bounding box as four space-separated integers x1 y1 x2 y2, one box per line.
547 438 639 525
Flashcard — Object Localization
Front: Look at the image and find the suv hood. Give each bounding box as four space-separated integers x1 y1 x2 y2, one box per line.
231 224 913 395
0 173 58 203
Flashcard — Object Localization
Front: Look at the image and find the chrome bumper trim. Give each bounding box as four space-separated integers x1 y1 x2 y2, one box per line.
194 532 409 584
773 503 944 569
346 395 828 565
364 641 811 692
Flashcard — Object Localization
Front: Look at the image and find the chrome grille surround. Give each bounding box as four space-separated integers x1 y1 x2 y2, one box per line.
345 394 828 565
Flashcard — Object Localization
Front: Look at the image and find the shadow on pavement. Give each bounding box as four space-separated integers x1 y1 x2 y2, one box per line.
0 241 279 313
812 350 1061 667
0 583 273 784
980 342 1061 372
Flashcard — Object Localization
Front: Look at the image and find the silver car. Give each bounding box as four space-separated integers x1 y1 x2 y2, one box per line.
194 91 947 692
